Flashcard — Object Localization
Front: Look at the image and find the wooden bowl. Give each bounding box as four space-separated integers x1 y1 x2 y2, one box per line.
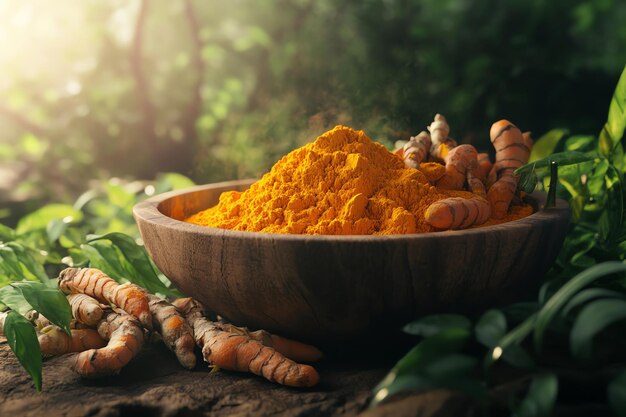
134 179 570 343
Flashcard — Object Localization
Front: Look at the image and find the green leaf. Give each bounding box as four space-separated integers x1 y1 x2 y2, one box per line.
565 135 596 152
421 353 478 377
79 244 121 278
73 189 99 211
513 373 558 417
105 183 135 209
59 227 85 249
16 204 83 235
608 370 626 416
371 371 485 408
371 374 484 407
517 168 539 194
403 314 471 337
487 313 537 369
559 231 597 269
475 309 506 348
87 233 180 297
570 298 626 359
45 219 68 244
586 158 610 195
155 172 196 193
375 328 471 394
6 243 49 283
372 374 432 406
84 240 130 283
0 245 24 280
605 164 624 242
477 308 536 368
0 285 32 314
0 224 15 242
503 302 539 324
0 273 12 290
533 262 626 351
562 288 625 317
371 328 481 407
13 282 72 335
529 129 569 162
501 345 535 369
65 248 88 267
598 66 626 163
515 151 595 175
0 243 46 283
556 161 588 197
4 311 42 391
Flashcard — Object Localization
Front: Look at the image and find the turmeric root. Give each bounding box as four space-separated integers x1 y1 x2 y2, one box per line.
258 332 322 363
425 197 491 230
174 299 321 362
23 310 51 330
140 290 196 369
476 153 492 182
487 120 532 219
218 324 323 363
38 326 106 357
1 310 106 357
436 144 479 190
173 297 319 387
523 131 534 150
402 131 431 169
467 170 487 198
22 311 92 333
67 294 105 327
428 114 457 162
69 308 145 378
58 268 152 331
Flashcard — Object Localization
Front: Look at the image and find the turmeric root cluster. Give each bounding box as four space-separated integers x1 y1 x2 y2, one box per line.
1 267 322 388
396 114 534 230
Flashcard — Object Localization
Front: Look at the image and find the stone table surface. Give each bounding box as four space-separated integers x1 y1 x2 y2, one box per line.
0 339 468 417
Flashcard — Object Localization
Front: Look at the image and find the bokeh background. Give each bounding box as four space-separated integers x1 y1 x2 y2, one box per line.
1 0 625 224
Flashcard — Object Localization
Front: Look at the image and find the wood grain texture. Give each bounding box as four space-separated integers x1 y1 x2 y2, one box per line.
134 179 570 343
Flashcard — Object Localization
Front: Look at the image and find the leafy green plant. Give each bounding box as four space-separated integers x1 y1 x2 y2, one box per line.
373 66 626 414
0 173 193 390
513 373 558 417
4 311 42 391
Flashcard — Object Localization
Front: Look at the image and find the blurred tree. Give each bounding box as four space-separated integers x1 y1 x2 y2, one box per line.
0 0 624 216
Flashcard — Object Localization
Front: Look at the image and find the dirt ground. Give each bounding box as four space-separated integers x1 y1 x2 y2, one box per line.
0 339 467 417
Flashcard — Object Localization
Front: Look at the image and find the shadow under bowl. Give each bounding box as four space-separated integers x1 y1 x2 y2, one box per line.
134 179 570 343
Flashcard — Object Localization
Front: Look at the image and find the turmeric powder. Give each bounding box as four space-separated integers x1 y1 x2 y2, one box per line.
418 162 446 184
186 126 531 234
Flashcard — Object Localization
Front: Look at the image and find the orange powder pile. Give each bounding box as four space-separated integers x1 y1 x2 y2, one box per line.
186 126 532 235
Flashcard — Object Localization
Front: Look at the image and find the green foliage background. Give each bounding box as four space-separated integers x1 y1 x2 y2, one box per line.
1 0 625 224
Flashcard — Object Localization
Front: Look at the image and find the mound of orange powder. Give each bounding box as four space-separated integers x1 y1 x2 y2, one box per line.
185 126 532 234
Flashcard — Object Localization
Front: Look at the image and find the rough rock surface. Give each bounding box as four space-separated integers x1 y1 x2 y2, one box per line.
0 339 464 417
